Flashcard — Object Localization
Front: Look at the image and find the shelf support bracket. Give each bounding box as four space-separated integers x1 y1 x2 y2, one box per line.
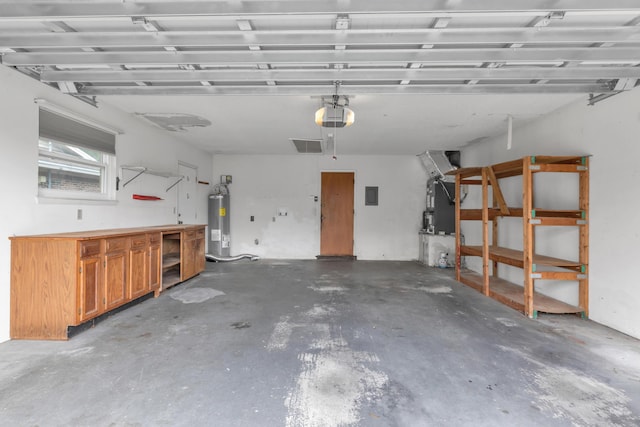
166 176 184 192
122 167 147 188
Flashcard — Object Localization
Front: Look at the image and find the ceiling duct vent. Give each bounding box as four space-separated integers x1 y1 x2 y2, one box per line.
290 138 323 154
418 150 458 183
135 113 211 132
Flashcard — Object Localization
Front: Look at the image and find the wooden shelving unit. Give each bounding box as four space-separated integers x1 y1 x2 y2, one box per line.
447 156 589 318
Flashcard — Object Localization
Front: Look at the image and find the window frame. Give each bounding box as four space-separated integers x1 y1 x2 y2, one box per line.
37 103 119 202
38 138 117 201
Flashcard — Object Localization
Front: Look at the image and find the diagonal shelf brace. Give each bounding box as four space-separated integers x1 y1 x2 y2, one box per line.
486 166 510 215
121 167 147 188
166 176 184 192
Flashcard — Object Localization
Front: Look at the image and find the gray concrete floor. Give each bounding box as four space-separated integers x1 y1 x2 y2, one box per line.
1 260 639 427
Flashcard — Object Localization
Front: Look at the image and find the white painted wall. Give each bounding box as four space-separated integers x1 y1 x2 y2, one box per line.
461 89 640 339
0 66 212 342
212 155 425 260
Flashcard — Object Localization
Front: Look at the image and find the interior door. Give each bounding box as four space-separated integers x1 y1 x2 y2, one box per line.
177 163 197 224
320 172 354 256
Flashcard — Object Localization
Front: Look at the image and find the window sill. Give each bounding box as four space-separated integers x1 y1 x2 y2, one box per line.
36 196 118 206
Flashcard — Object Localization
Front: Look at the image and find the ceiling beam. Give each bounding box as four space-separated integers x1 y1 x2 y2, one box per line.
78 83 613 96
4 48 639 66
3 27 640 49
0 1 639 20
39 66 640 83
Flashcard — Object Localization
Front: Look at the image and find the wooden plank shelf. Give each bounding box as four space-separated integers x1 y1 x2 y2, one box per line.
461 208 583 222
461 245 582 270
162 253 181 269
460 270 583 316
162 269 181 288
448 156 587 179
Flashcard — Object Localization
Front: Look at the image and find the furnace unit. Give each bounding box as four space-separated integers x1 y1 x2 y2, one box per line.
418 150 460 235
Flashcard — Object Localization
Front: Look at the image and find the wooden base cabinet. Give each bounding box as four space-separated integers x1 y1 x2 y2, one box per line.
10 225 205 340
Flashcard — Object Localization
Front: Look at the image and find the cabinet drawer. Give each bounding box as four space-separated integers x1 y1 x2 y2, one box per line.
80 240 101 258
184 230 196 240
105 237 127 253
148 232 161 245
130 234 147 249
196 228 205 239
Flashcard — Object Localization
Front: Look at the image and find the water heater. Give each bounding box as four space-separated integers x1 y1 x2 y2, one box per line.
208 184 230 256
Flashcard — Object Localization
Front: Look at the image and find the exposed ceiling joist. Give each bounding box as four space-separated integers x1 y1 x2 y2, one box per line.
78 83 611 96
4 47 639 67
1 1 638 101
1 1 639 20
4 27 640 49
38 66 640 84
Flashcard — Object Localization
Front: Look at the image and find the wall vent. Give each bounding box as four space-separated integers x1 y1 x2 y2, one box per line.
290 138 323 154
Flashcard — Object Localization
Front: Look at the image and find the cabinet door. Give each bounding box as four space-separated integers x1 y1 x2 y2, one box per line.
195 238 205 273
182 238 196 280
128 247 148 299
105 251 127 310
79 256 102 321
148 244 161 291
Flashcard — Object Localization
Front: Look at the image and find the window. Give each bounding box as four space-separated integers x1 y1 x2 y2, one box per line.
38 107 117 201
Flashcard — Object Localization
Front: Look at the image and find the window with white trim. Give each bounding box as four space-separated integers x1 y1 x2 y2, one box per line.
38 108 117 201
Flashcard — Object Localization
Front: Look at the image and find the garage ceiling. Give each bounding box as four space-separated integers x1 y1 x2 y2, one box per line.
1 1 640 155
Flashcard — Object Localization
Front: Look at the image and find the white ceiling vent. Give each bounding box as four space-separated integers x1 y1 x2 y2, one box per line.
290 138 323 154
135 113 211 132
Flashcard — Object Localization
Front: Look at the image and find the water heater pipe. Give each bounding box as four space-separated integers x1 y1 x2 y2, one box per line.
205 253 260 262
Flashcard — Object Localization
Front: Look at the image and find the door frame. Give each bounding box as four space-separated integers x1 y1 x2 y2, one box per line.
319 169 356 256
177 161 198 224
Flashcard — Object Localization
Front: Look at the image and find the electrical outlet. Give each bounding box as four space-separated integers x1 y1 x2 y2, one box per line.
77 209 83 220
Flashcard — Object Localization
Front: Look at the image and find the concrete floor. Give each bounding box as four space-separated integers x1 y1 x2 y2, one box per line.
1 260 639 427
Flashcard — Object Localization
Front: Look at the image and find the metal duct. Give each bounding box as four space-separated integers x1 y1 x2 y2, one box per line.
417 150 458 183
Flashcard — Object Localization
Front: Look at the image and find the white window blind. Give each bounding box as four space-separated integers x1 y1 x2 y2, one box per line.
39 108 116 155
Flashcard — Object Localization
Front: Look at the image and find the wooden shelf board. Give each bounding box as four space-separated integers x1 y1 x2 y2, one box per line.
533 209 583 218
459 270 583 315
162 270 181 287
446 166 483 178
532 156 585 165
460 245 483 257
446 156 586 181
162 233 181 240
533 218 586 226
461 246 581 269
460 208 582 222
492 160 525 179
460 208 525 220
162 253 180 269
